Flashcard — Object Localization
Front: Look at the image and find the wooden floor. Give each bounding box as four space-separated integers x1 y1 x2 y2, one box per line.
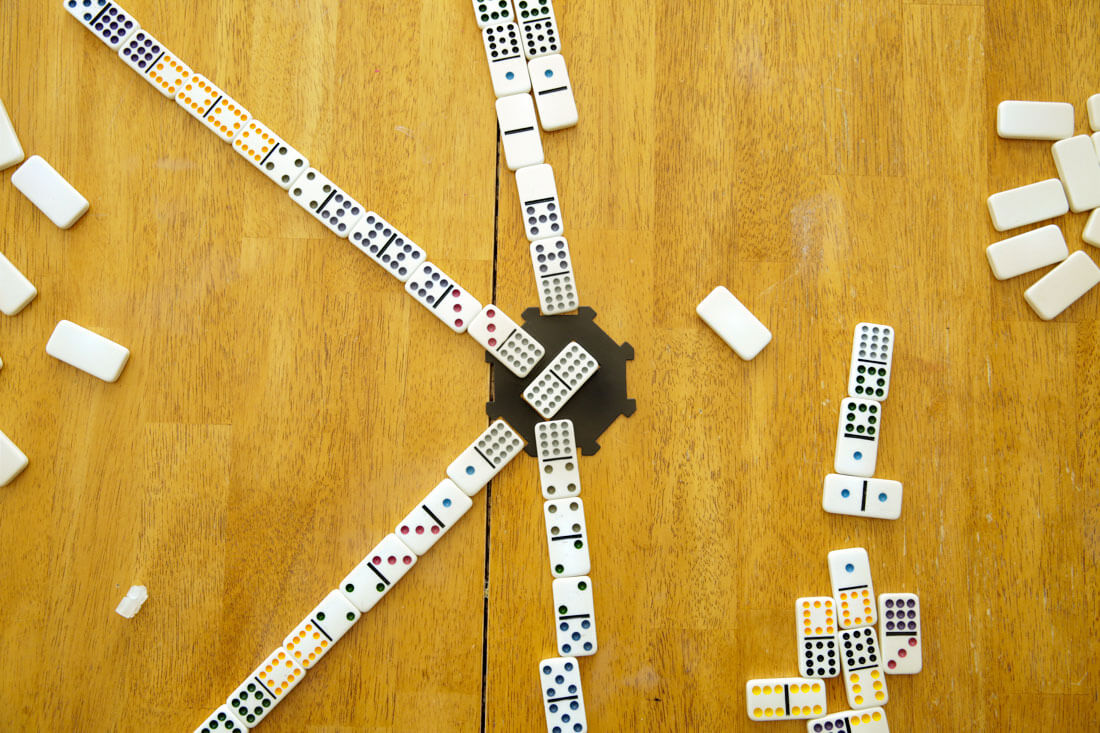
2 0 1098 730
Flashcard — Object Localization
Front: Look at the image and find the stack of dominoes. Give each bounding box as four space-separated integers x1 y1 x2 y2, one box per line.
822 323 902 521
746 546 922 730
986 97 1100 320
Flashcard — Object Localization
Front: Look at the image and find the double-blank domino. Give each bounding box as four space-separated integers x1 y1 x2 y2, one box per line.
1024 250 1100 320
11 156 90 229
828 547 876 629
796 597 839 678
283 590 360 670
847 323 893 401
496 94 544 170
986 225 1068 280
878 593 922 674
446 418 526 495
233 119 309 190
405 262 483 334
530 238 579 315
0 252 37 316
535 419 580 498
1052 135 1100 212
482 22 531 98
395 479 473 555
538 657 587 733
996 101 1074 141
528 54 578 131
0 429 29 488
338 534 417 613
0 98 25 170
63 0 140 49
46 320 130 383
523 341 599 419
467 305 546 378
838 627 888 709
289 169 365 237
516 164 564 241
552 576 597 656
349 212 426 282
744 678 826 721
807 708 888 733
834 398 881 478
987 179 1068 232
226 648 306 727
696 286 771 361
544 497 590 578
823 475 902 520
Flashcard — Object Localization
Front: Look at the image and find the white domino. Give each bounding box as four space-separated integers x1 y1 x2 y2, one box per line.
822 475 903 520
63 0 140 49
535 419 580 499
175 72 251 143
1024 250 1100 320
878 593 922 675
193 704 248 733
225 648 306 728
404 262 483 334
516 164 564 241
696 286 772 361
472 0 515 28
0 98 25 170
528 54 578 131
828 547 876 629
482 22 531 98
796 597 839 679
517 2 561 60
233 120 309 190
1089 94 1100 132
834 398 881 478
337 534 417 613
530 238 579 315
0 252 37 316
987 179 1069 232
538 657 587 733
807 708 889 733
996 100 1074 141
46 320 130 383
10 156 89 229
838 627 888 709
395 479 474 555
1085 210 1100 248
745 678 827 722
446 418 526 496
552 576 597 656
283 590 361 670
1052 135 1100 212
0 429 29 488
544 497 590 578
986 224 1068 280
846 322 894 401
523 342 599 419
467 305 546 378
496 94 544 170
348 213 426 282
118 31 183 99
288 169 365 238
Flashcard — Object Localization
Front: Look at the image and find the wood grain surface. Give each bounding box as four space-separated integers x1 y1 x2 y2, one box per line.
1 0 1098 730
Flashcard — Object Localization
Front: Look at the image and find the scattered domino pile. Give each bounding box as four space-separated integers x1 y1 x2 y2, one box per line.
986 97 1100 319
54 1 598 729
746 546 921 730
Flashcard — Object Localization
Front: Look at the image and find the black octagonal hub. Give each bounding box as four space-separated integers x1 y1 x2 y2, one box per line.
486 307 635 456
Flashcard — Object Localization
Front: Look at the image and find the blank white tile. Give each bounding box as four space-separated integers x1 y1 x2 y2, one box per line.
996 100 1074 140
696 286 771 360
986 179 1068 232
495 94 544 170
0 252 37 316
0 429 28 487
1085 209 1100 248
1052 135 1100 212
0 98 25 171
1024 250 1100 320
46 320 130 383
528 54 578 131
1089 94 1100 132
985 224 1068 280
10 156 90 229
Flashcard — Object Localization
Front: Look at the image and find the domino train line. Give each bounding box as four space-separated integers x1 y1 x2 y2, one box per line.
43 0 595 730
